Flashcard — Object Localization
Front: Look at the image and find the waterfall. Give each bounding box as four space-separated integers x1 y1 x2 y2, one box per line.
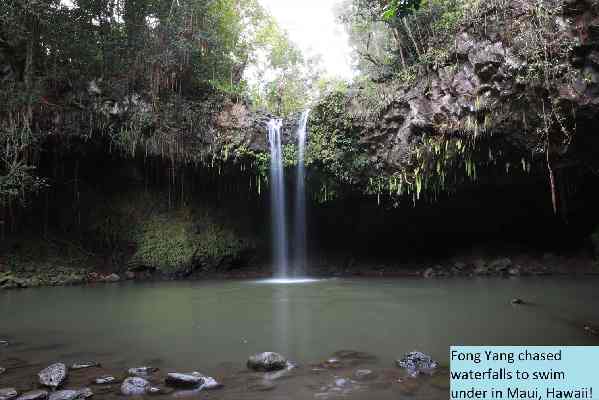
268 118 289 277
293 110 310 276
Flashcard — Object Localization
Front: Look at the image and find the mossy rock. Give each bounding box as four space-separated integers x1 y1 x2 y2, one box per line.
129 207 254 273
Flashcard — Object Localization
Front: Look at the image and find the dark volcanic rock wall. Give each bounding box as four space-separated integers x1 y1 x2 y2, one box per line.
308 0 599 207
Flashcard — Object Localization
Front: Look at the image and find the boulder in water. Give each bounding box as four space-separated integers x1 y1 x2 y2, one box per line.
92 376 116 385
247 352 287 371
38 363 68 388
0 389 18 400
103 273 120 283
0 340 8 346
127 367 158 377
352 369 377 381
15 390 48 400
511 298 525 305
165 372 206 388
0 367 5 375
121 377 150 396
396 351 438 377
489 258 512 272
47 389 91 400
263 361 296 381
70 362 100 370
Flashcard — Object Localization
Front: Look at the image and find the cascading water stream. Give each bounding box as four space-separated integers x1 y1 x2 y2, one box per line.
293 110 310 276
268 118 289 278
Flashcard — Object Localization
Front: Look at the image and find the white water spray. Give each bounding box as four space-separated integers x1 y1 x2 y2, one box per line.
268 118 289 278
293 110 310 276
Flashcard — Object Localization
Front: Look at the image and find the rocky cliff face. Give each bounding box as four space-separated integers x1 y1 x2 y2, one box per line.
308 0 599 208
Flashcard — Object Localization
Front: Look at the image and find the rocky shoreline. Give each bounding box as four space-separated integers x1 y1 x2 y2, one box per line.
0 349 447 400
0 252 597 290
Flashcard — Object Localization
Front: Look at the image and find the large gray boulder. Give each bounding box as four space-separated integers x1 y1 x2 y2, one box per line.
0 389 17 400
120 377 150 396
38 363 68 388
165 372 206 388
70 362 99 370
247 352 288 372
15 390 48 400
396 351 439 377
47 389 91 400
127 367 158 377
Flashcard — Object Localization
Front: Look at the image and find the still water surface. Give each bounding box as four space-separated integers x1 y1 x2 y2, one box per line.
1 278 598 399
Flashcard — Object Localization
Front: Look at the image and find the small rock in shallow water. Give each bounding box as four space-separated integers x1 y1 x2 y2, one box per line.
396 352 438 377
127 366 158 377
353 369 377 381
92 376 116 385
489 258 512 272
38 363 68 388
511 298 525 305
71 362 100 370
74 389 92 399
0 389 18 400
583 325 598 335
422 268 436 279
0 367 5 375
47 389 90 400
165 372 206 388
103 274 120 283
15 390 48 400
508 266 522 276
0 340 8 346
264 361 297 381
247 352 287 372
121 377 150 396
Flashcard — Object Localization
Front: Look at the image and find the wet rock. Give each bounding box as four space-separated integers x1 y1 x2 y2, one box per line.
396 352 438 377
199 376 222 390
508 266 522 276
315 358 342 369
47 389 91 400
38 363 68 388
103 274 120 283
0 389 18 400
146 387 161 395
47 392 78 400
511 298 525 305
0 367 5 375
584 325 598 335
489 258 512 272
247 352 287 372
423 268 436 279
74 389 92 399
70 362 100 370
0 340 8 346
127 367 158 377
120 377 150 396
352 369 377 381
92 376 116 385
263 361 296 381
169 375 222 397
473 265 490 275
165 372 206 388
334 378 350 388
15 390 48 400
